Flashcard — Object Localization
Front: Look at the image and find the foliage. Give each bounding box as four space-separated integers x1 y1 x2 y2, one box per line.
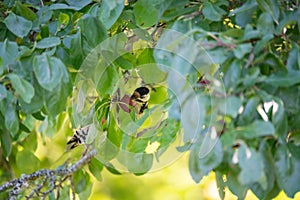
0 0 300 199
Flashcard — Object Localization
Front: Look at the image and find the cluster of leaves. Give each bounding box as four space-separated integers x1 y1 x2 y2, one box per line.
0 0 123 198
163 0 300 199
0 0 300 199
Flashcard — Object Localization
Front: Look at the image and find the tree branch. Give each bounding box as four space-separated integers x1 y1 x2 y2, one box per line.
0 149 97 199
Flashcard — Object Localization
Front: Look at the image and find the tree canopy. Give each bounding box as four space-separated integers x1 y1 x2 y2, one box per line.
0 0 300 199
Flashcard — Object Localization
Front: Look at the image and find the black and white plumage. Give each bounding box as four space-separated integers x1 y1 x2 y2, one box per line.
66 125 90 150
130 86 150 114
66 87 150 150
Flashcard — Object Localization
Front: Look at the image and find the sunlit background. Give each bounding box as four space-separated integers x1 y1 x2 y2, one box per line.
35 115 300 200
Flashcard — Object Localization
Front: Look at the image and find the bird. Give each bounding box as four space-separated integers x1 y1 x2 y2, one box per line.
66 86 150 150
129 86 150 114
66 125 90 150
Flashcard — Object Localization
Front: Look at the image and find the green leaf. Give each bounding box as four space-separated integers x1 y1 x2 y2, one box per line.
207 48 228 65
19 79 44 114
238 143 267 188
243 67 260 87
88 157 103 181
133 0 162 28
275 144 300 197
220 128 237 147
215 172 226 200
0 39 19 70
78 181 93 200
15 1 36 21
189 136 223 183
37 6 53 24
39 116 56 137
16 149 40 173
264 70 300 87
94 98 110 130
224 60 242 90
161 0 196 21
36 37 61 49
0 129 12 157
98 0 124 29
106 114 123 147
182 95 206 142
251 141 279 199
264 53 287 73
9 73 34 103
233 43 252 59
136 49 167 83
200 136 223 168
155 27 210 76
230 0 257 15
96 66 118 96
4 12 32 38
118 151 153 174
256 0 280 23
79 15 107 52
242 24 262 40
105 162 121 175
22 129 38 152
137 48 155 65
254 34 274 54
66 0 92 10
227 167 248 199
136 64 167 84
33 53 64 91
155 119 179 153
49 192 56 200
49 3 76 10
114 54 134 70
257 13 275 35
148 86 168 105
57 187 70 200
230 0 257 27
272 100 288 139
133 28 152 41
237 120 275 139
44 80 72 117
127 138 148 153
0 84 7 101
219 96 242 118
189 145 205 183
238 96 260 125
95 137 120 162
5 103 19 137
277 87 300 114
74 170 93 199
64 32 85 69
202 2 225 22
288 143 300 161
287 129 300 145
221 28 244 38
58 13 70 27
287 43 300 70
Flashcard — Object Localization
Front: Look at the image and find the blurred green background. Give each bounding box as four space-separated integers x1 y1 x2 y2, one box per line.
35 121 300 200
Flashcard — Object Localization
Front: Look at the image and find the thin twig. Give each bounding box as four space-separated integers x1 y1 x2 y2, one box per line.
245 48 254 68
207 32 236 49
178 11 202 20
